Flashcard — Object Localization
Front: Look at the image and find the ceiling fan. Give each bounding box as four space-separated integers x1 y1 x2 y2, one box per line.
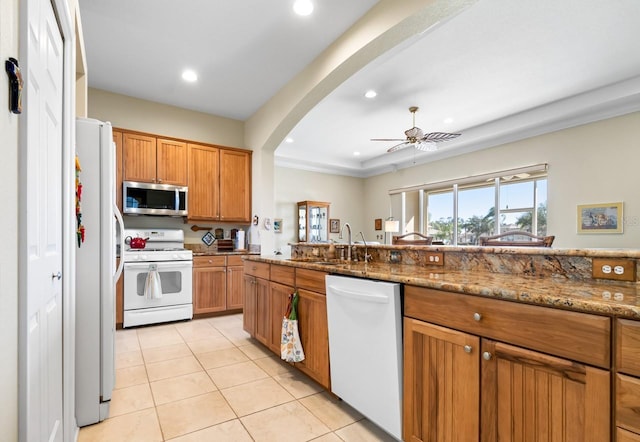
371 106 461 153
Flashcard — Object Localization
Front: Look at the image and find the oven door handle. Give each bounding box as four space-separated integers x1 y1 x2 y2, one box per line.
124 261 193 270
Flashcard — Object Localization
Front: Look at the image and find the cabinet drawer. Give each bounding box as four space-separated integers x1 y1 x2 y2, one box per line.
296 268 327 294
271 264 295 286
617 374 640 434
617 319 640 377
244 261 270 279
193 255 226 267
227 255 244 266
404 286 610 368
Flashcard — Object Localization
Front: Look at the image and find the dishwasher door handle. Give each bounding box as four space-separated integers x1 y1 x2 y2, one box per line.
328 285 389 304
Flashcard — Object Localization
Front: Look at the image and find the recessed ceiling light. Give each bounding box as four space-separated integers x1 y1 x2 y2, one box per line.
364 90 377 99
181 70 198 82
443 117 454 124
293 0 313 16
285 137 294 143
353 152 360 156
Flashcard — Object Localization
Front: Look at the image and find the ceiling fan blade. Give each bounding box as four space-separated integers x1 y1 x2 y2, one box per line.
387 142 413 153
414 141 438 152
421 132 461 143
371 138 405 142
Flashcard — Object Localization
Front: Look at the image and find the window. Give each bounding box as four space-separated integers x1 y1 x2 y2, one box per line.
391 164 548 246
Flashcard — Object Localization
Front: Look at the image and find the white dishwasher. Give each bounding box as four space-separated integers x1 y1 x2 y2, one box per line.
325 275 402 441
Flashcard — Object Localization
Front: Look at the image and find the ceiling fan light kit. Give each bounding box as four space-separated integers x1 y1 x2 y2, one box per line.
371 106 461 153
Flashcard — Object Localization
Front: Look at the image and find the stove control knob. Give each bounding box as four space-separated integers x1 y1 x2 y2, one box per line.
140 254 147 260
173 254 179 259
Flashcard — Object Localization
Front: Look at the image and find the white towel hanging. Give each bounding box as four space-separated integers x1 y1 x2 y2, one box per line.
144 264 162 299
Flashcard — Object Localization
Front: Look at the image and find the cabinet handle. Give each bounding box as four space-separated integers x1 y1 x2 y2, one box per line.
463 345 472 354
473 312 482 321
483 352 492 361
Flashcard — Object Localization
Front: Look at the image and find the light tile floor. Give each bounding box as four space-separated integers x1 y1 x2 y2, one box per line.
78 314 396 441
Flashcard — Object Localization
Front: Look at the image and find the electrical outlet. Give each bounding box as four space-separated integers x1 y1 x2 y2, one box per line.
592 258 636 281
426 252 444 266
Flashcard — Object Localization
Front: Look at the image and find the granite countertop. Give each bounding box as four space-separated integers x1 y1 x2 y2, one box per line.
246 255 640 320
192 250 258 256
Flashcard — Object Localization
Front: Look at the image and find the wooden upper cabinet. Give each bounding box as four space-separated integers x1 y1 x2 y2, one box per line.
112 130 123 212
156 138 187 185
219 149 251 222
123 133 157 183
187 143 220 221
122 133 187 185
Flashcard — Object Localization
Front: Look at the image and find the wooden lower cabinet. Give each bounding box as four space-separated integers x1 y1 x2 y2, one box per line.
617 318 640 440
243 273 256 335
482 340 609 442
269 281 292 354
403 317 480 442
296 287 330 389
193 256 226 314
226 255 245 310
404 284 611 442
254 277 270 346
242 262 330 389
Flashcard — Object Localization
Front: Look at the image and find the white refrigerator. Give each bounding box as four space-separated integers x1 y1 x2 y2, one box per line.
75 118 125 426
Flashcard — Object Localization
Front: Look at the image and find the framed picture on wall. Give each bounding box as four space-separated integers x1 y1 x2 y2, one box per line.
374 218 382 230
577 202 623 234
330 218 340 233
273 218 282 233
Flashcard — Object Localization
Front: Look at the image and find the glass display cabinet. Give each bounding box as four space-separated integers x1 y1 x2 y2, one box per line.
297 201 330 242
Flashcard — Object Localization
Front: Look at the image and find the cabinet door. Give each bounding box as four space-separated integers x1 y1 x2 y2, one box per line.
243 274 256 335
156 138 187 185
254 277 270 346
187 143 220 221
403 317 480 442
226 265 244 310
481 339 610 442
269 281 293 355
219 149 251 222
296 288 330 389
113 130 123 212
123 133 157 183
193 266 226 314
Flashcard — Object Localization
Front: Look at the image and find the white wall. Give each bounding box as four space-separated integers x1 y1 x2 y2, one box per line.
0 0 20 438
364 112 640 249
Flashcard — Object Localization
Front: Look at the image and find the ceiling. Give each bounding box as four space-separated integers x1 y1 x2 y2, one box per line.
79 0 640 178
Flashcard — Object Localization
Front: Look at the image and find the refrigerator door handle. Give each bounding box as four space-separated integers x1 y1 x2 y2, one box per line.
113 202 125 284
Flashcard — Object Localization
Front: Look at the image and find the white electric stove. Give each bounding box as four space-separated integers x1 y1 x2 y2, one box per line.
122 229 193 327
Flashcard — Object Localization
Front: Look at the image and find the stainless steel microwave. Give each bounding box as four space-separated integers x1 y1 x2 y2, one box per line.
123 181 188 216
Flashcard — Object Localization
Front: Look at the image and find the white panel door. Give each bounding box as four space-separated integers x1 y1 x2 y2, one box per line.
21 0 64 440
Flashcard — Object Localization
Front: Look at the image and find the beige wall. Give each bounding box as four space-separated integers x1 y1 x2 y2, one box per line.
273 168 366 253
0 0 20 438
88 88 245 148
364 112 640 249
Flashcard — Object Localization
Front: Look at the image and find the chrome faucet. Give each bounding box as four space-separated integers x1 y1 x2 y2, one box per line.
339 222 352 261
357 231 372 263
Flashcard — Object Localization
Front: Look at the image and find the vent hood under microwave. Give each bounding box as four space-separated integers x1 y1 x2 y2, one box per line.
123 181 188 216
